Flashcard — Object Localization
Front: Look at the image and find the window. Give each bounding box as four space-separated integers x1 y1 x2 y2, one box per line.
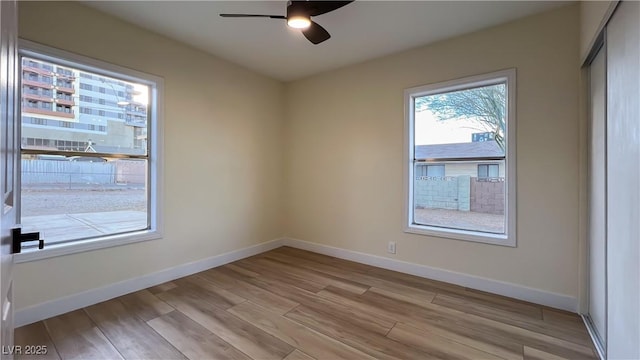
478 164 499 178
57 67 71 76
56 79 71 88
405 69 516 246
17 40 164 262
415 164 445 177
56 104 71 113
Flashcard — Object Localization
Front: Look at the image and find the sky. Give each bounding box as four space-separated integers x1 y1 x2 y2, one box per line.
414 109 492 145
133 84 149 106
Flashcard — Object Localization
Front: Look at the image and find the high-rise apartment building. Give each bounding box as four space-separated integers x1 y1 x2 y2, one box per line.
21 57 147 155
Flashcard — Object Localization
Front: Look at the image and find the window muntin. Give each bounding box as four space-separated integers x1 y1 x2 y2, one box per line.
17 41 163 260
405 69 516 246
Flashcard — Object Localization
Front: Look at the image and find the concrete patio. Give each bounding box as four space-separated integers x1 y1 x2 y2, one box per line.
21 210 148 246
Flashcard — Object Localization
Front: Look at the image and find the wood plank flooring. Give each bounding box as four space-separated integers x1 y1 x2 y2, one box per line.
15 247 597 360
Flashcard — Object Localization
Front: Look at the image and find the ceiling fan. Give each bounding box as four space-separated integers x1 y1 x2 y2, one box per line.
220 1 354 45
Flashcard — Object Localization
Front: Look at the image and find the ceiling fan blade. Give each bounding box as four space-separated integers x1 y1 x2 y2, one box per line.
302 21 331 45
220 14 286 19
295 1 354 17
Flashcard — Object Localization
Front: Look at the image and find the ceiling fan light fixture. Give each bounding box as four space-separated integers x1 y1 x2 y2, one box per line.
287 16 311 29
220 1 354 44
286 1 311 29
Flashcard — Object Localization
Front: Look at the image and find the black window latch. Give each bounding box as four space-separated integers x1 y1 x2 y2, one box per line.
12 228 44 254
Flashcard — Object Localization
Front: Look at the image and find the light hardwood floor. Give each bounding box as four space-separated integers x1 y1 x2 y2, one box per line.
15 247 597 360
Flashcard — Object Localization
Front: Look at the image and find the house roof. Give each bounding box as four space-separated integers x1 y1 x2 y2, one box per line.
415 141 504 160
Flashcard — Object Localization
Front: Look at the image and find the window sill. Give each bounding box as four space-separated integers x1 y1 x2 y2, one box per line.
405 224 515 247
14 230 162 263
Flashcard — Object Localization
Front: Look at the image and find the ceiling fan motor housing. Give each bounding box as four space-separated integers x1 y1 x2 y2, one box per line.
287 1 309 21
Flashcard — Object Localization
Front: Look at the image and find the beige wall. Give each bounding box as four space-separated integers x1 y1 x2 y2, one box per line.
284 5 580 296
580 1 617 61
15 2 285 310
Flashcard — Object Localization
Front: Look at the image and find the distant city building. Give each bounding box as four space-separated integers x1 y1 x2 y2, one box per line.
21 58 147 155
471 131 495 142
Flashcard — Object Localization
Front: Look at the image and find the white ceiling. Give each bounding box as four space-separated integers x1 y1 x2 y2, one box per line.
83 1 570 82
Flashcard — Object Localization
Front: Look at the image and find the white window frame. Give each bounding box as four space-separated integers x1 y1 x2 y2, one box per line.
404 69 516 246
15 40 164 263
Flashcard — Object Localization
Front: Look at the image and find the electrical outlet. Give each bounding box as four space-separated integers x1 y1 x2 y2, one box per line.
387 241 396 254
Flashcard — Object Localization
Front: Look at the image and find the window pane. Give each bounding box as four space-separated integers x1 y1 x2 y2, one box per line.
21 57 149 156
414 83 506 155
20 155 148 246
426 165 444 176
413 82 506 234
488 164 499 177
19 53 155 249
478 164 489 178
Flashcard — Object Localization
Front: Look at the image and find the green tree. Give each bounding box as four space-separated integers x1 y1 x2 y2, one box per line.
415 84 506 151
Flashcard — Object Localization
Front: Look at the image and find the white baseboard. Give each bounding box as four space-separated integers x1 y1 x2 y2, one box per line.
282 238 578 312
16 236 579 327
14 238 285 327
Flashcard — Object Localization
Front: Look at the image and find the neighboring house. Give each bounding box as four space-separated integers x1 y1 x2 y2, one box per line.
415 141 505 179
413 140 505 214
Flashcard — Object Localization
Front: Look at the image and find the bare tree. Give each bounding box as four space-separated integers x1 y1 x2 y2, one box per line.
415 83 506 151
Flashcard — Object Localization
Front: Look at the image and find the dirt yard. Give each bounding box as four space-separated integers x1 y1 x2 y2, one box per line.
21 189 504 234
414 208 504 233
21 187 146 216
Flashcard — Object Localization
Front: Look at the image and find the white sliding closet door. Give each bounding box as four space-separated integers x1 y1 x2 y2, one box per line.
606 1 640 358
588 45 607 351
